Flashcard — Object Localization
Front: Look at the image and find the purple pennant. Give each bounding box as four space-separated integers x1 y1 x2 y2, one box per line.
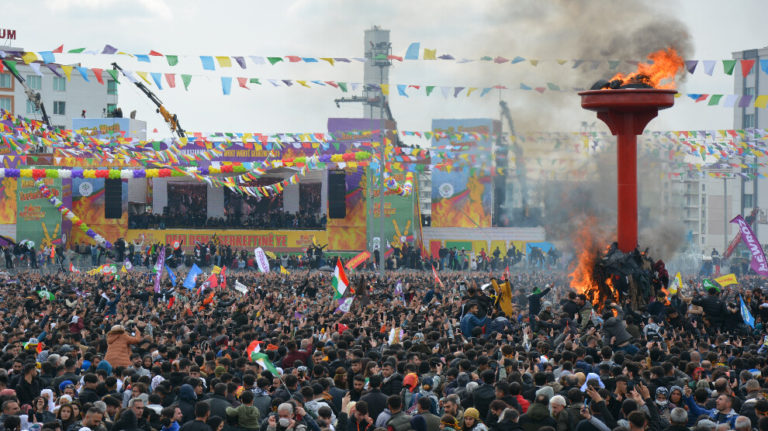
454 87 465 97
738 95 754 108
102 44 118 55
685 60 698 74
334 58 351 63
46 64 62 78
282 80 293 86
438 54 454 60
233 56 246 69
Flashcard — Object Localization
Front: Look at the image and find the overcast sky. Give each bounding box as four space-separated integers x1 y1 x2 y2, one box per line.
3 0 768 141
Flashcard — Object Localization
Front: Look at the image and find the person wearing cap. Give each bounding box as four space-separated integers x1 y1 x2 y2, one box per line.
535 301 555 330
438 414 459 431
527 285 551 323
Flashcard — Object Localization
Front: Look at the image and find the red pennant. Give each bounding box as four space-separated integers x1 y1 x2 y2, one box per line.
152 128 158 133
237 77 249 89
324 81 338 88
52 45 64 54
286 56 302 62
167 296 175 309
387 55 403 62
741 59 756 78
220 266 227 289
165 73 176 88
91 68 105 84
149 50 163 56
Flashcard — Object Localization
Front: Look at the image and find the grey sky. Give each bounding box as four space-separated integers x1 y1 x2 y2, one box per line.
3 0 767 140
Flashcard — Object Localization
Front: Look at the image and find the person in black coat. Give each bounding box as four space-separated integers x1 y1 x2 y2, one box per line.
173 384 198 424
360 375 388 422
472 370 497 421
692 288 726 332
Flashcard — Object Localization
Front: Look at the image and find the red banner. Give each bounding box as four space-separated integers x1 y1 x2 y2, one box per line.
346 250 370 270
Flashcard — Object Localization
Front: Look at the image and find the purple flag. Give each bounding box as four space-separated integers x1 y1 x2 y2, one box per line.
102 44 118 55
738 95 754 108
336 297 354 313
153 247 166 293
730 215 768 276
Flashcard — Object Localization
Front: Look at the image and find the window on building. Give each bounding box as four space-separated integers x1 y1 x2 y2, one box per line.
53 101 66 115
106 104 117 115
107 79 117 95
744 194 753 208
53 77 66 92
26 75 41 90
745 114 755 128
746 87 756 96
0 96 12 112
0 73 12 89
26 100 40 114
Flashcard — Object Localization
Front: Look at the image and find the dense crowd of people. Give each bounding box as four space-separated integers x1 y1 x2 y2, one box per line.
0 249 767 431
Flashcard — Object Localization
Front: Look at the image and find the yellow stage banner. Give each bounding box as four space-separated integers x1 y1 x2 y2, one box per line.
125 229 327 252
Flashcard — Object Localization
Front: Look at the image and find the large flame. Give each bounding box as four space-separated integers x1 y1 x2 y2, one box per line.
568 220 620 310
609 47 685 89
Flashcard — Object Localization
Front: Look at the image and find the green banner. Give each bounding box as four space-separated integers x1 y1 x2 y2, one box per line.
366 168 417 253
17 178 62 248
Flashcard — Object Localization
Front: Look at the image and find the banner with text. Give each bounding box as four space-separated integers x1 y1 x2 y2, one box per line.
125 229 327 252
16 178 62 248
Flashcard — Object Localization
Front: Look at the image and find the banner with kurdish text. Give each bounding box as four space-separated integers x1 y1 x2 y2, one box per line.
125 229 328 252
16 178 62 248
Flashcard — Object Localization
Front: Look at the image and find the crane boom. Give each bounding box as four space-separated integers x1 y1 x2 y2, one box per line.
499 101 527 211
111 62 185 138
1 59 52 128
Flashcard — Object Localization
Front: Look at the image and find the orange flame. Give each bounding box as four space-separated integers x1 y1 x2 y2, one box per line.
609 47 685 89
568 221 620 310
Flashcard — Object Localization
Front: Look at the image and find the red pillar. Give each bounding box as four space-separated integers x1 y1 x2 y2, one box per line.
616 133 637 253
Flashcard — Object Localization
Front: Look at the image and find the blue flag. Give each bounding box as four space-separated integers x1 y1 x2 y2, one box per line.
183 264 203 290
165 264 177 286
740 295 755 328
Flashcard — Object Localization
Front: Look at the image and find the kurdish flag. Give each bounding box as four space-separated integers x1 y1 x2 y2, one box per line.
668 272 683 294
703 279 720 292
332 258 348 299
715 273 738 287
69 263 80 273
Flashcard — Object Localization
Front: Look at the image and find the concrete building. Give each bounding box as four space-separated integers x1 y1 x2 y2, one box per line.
362 26 391 119
0 47 118 129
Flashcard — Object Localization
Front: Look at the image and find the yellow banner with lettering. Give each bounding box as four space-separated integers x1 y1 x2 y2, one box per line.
125 229 327 252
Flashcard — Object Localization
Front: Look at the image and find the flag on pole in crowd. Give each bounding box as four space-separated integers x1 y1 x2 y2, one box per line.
280 266 290 275
153 247 166 293
668 272 683 294
740 295 755 328
332 258 348 299
730 215 768 276
123 259 132 272
703 279 720 292
37 289 54 301
212 265 221 275
388 326 404 345
250 348 278 375
204 273 219 289
336 297 354 313
219 266 227 289
246 340 262 357
503 266 511 281
167 296 175 309
183 264 203 290
165 264 177 286
432 264 444 287
715 273 738 287
254 247 270 273
69 262 79 273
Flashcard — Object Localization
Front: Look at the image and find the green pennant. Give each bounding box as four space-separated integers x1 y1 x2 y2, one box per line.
374 53 387 60
703 279 720 292
547 82 560 91
267 57 283 65
181 74 192 91
249 78 261 85
4 60 19 78
106 69 120 84
332 142 340 151
480 56 492 61
152 141 162 151
338 82 347 93
68 48 86 53
708 95 723 106
426 86 435 96
166 55 178 66
722 60 736 75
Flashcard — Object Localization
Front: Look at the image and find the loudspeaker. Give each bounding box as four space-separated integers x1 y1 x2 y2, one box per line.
104 179 123 219
328 171 346 219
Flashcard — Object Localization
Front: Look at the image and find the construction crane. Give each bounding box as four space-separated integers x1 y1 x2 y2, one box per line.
1 59 51 128
499 101 528 215
111 62 185 138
